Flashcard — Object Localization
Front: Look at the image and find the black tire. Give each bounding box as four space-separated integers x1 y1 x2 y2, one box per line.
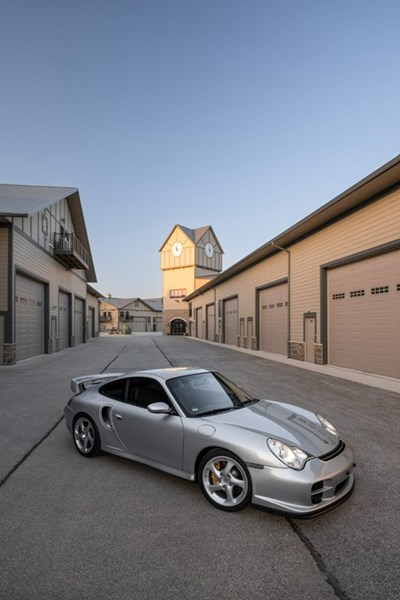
73 414 101 457
198 449 252 512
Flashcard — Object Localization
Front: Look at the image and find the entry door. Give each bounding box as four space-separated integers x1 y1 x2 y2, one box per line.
304 315 316 362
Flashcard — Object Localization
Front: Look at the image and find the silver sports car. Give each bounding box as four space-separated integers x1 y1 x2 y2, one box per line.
64 367 355 516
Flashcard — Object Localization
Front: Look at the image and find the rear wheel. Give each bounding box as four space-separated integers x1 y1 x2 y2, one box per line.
198 449 252 511
73 415 101 457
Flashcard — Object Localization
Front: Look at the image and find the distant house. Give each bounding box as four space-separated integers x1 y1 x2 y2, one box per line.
100 297 162 333
0 184 98 364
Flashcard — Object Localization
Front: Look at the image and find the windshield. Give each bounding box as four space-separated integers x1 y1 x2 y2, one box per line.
166 371 257 417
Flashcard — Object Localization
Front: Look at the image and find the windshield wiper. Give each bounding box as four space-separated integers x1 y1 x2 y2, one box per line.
200 407 236 416
240 398 259 406
201 399 259 416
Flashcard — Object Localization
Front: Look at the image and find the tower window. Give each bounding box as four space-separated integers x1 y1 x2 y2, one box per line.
170 289 187 298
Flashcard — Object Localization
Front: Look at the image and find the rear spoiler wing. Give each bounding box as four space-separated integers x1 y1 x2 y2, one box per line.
71 373 126 394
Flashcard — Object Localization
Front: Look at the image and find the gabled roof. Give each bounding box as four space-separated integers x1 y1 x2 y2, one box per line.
100 297 163 312
185 153 400 301
143 298 163 311
0 184 97 282
100 297 137 309
159 224 224 252
87 285 104 298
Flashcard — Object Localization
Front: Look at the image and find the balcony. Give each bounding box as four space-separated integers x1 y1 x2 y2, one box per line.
53 233 89 270
100 314 112 322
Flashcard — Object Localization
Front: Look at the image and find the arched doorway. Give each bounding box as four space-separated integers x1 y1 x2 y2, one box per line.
170 319 186 335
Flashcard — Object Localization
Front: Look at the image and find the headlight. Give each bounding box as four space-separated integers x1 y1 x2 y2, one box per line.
267 438 309 470
316 414 338 437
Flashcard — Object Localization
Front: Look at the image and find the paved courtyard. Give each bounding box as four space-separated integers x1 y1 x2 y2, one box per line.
0 334 399 600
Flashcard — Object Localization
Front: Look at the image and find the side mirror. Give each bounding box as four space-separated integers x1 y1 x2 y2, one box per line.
147 402 171 414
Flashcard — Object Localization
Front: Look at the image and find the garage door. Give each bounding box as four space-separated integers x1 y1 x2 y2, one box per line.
155 317 163 332
59 291 70 350
223 297 238 346
206 304 215 341
328 250 400 378
87 307 95 338
132 317 147 332
196 307 203 338
259 283 288 354
16 274 45 361
74 297 84 345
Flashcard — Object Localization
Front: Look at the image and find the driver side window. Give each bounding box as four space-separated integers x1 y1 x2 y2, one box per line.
127 378 170 409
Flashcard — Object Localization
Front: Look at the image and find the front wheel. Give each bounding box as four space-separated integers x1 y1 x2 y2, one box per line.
198 450 252 511
73 415 101 457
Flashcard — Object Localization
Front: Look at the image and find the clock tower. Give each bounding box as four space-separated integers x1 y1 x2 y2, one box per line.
160 224 223 335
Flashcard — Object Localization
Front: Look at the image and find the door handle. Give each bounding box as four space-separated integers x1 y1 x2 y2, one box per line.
115 414 123 420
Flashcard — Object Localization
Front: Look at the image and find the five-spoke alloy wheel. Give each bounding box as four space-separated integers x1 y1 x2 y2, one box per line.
198 449 252 511
73 415 101 457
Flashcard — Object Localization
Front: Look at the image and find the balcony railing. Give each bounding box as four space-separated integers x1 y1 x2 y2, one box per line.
53 233 89 270
100 315 112 322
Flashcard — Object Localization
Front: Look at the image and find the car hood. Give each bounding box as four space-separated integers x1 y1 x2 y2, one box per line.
205 400 338 457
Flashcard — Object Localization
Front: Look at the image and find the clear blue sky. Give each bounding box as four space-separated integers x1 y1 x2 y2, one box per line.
1 0 399 297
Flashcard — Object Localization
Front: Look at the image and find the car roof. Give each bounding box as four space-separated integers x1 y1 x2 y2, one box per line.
120 367 209 381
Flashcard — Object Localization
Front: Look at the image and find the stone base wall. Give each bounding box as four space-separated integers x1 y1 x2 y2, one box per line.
289 341 305 362
162 309 190 335
289 341 324 364
3 343 16 365
238 336 257 350
314 344 323 365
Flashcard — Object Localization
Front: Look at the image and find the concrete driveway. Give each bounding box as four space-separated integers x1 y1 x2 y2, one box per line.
0 335 399 600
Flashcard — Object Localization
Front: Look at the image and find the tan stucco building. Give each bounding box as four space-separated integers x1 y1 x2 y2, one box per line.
160 225 223 335
164 155 400 380
100 297 162 334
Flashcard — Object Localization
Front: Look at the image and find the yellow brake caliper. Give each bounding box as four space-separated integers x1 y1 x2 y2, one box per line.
210 461 220 485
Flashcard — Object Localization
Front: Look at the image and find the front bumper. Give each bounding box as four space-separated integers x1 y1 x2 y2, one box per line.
250 442 355 517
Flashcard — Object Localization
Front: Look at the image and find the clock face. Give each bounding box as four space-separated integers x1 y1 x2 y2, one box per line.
205 242 214 258
171 241 183 257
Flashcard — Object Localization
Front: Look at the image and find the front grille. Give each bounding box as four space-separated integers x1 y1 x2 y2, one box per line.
319 440 346 462
335 477 349 495
311 464 353 505
311 481 324 504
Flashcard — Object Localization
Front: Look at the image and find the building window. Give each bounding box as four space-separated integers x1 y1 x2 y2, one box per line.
332 293 345 300
371 286 389 295
170 289 187 298
350 290 365 297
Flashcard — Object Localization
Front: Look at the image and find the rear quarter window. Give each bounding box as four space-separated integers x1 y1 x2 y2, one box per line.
99 379 127 401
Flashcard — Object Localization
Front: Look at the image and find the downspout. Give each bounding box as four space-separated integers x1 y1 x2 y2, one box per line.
271 241 291 358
